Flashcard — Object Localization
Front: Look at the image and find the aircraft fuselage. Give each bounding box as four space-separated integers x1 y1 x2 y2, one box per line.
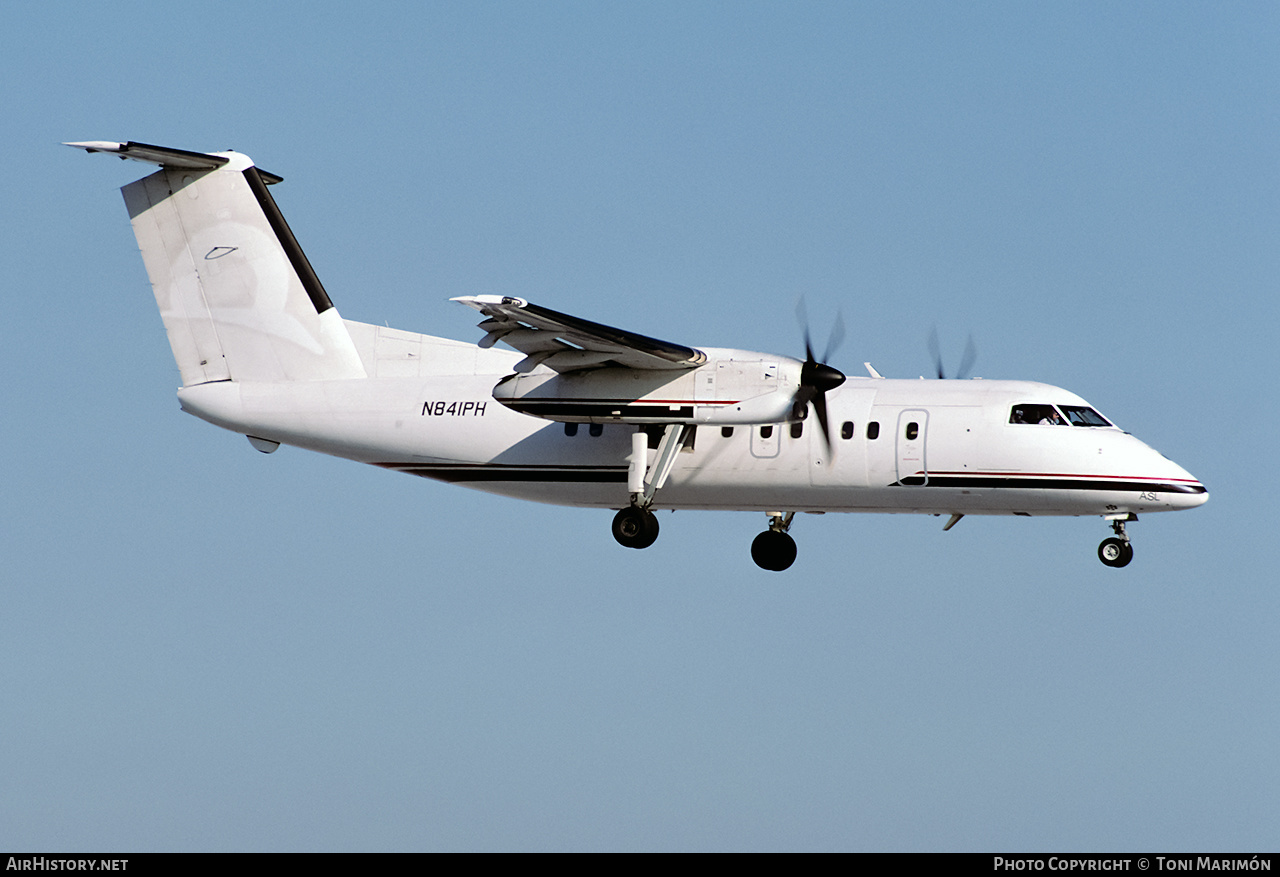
175 323 1206 520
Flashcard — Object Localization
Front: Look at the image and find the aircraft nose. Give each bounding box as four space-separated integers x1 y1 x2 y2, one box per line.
1165 462 1208 509
1183 479 1209 507
1136 438 1207 510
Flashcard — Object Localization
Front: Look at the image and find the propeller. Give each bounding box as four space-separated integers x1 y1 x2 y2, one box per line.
792 300 847 451
928 327 977 380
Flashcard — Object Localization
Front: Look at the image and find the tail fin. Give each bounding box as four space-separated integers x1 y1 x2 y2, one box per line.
70 141 366 385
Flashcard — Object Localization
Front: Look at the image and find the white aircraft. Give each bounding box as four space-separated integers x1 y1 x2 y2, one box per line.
70 140 1208 571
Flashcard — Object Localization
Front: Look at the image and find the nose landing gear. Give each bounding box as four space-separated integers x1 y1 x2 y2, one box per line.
1098 516 1135 568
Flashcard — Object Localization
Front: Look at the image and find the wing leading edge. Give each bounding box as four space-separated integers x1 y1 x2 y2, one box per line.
453 295 707 374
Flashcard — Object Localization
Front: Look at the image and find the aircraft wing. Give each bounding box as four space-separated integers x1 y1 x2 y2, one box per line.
452 296 706 373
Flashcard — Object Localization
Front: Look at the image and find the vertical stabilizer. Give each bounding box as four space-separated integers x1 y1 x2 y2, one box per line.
73 141 367 385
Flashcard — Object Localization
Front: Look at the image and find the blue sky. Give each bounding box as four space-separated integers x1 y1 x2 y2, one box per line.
2 1 1276 851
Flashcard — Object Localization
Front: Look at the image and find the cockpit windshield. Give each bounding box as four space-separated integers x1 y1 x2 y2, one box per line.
1010 403 1112 427
1059 405 1112 427
1010 404 1064 425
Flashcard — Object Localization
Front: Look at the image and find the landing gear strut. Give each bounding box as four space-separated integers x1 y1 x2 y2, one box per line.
610 424 688 550
752 512 797 571
1098 516 1135 568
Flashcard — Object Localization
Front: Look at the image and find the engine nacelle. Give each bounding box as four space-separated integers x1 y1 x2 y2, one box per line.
491 348 803 425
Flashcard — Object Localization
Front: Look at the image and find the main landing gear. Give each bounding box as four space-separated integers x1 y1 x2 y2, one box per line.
752 512 798 572
612 506 659 550
1098 515 1135 568
612 424 686 551
608 418 804 569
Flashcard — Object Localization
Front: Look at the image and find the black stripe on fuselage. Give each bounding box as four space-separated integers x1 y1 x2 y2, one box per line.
375 463 628 483
242 166 334 315
893 475 1206 493
377 463 1204 493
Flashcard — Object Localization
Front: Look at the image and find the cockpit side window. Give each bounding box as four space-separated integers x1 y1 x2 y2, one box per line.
1060 405 1112 427
1010 404 1065 425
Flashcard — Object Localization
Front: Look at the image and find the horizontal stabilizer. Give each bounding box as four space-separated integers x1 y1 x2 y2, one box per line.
65 141 283 183
65 140 228 170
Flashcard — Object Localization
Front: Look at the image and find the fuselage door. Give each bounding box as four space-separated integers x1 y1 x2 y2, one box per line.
750 423 781 459
896 409 929 485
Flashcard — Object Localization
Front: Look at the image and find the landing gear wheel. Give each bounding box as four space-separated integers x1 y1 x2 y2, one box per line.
612 506 659 549
1098 537 1133 568
751 530 798 571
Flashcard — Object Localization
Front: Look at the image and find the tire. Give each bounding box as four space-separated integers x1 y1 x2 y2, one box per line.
1118 541 1134 567
751 530 798 571
1098 537 1133 568
612 507 659 549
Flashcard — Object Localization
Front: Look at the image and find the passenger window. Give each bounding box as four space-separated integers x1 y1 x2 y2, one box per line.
721 426 734 438
588 423 603 437
760 425 773 439
866 422 880 440
905 422 919 440
790 422 803 439
564 423 579 436
841 421 854 440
